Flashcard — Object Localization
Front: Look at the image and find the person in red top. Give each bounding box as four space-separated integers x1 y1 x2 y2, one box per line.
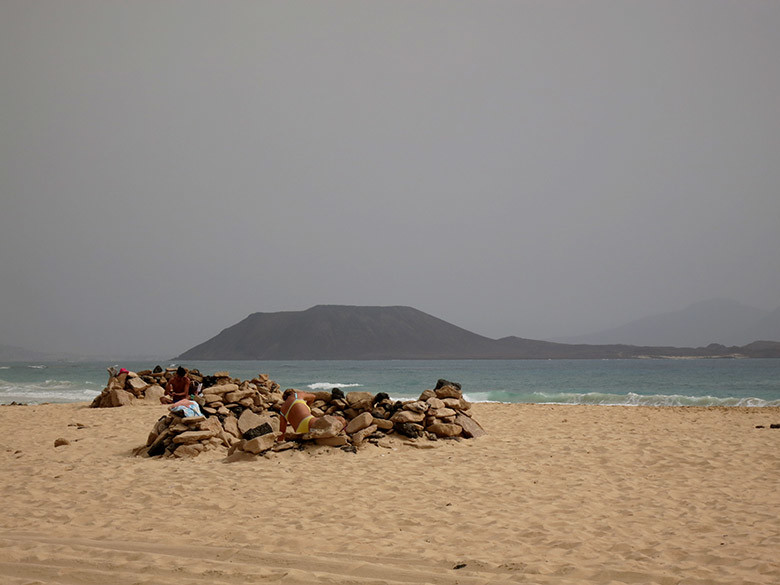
161 366 191 404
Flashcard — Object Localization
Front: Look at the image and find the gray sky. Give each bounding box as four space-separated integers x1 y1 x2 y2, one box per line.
2 1 779 357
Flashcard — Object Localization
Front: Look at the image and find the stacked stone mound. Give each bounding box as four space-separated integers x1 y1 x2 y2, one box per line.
137 377 485 459
90 365 199 407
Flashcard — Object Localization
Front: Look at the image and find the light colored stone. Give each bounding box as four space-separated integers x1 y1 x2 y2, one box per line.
238 410 279 435
390 410 425 424
173 444 202 457
225 389 255 403
426 422 463 437
223 414 240 438
243 434 276 454
418 389 436 401
373 418 394 431
404 400 429 413
435 385 462 399
181 415 206 425
126 376 148 395
305 415 344 439
203 393 222 404
351 424 377 446
143 385 165 403
426 397 446 409
207 383 239 396
315 435 348 447
108 388 135 407
345 391 374 410
433 407 457 419
345 412 373 434
173 430 215 444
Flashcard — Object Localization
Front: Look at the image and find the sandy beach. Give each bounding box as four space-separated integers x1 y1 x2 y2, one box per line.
1 401 778 585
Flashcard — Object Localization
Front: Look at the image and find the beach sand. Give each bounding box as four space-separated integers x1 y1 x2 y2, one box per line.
1 401 778 585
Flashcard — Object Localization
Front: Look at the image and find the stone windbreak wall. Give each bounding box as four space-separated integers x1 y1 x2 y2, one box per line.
90 367 486 459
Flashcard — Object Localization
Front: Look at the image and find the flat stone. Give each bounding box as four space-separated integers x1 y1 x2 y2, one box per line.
404 400 429 413
173 430 215 444
225 389 255 403
305 415 345 439
346 391 374 408
351 424 378 446
391 410 425 424
433 407 457 419
182 415 206 425
373 418 394 431
455 413 486 438
426 397 446 409
207 383 239 396
238 410 278 435
345 412 373 434
173 444 202 458
222 414 240 438
315 435 348 447
243 434 276 454
143 385 165 403
435 385 462 399
427 422 463 438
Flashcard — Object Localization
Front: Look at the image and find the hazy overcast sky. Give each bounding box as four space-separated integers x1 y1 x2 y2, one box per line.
2 1 779 357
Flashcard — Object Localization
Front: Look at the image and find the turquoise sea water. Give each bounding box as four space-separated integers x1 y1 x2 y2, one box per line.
2 359 780 406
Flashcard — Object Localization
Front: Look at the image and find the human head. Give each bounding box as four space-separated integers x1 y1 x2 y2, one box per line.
283 389 296 400
177 366 186 377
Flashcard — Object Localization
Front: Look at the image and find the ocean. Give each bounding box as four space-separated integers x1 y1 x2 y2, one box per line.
2 358 780 407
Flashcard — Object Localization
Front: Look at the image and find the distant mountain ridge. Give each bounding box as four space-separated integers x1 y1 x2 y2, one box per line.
557 299 780 347
177 305 780 360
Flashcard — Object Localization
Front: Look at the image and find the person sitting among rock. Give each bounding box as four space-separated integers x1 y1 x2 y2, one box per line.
161 366 191 404
277 389 345 441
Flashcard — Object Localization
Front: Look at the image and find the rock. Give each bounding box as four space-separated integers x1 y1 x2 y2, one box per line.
173 444 202 458
305 415 345 439
435 379 461 391
243 422 274 441
208 383 239 396
455 413 486 438
418 389 436 401
435 385 462 399
346 391 374 411
238 410 278 435
426 397 446 409
173 430 215 444
225 389 255 403
373 418 394 431
351 424 377 446
396 422 425 438
391 410 425 424
182 415 206 425
54 437 70 447
108 388 135 407
427 422 463 437
404 400 429 413
433 407 457 418
315 435 348 447
125 376 148 396
243 434 276 454
223 415 240 439
143 385 165 403
345 412 373 434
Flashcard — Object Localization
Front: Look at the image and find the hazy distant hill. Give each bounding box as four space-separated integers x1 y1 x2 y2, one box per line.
177 305 780 360
557 299 780 347
0 344 54 362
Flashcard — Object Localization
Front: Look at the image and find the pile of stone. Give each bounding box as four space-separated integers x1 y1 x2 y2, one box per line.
90 365 180 407
135 376 485 459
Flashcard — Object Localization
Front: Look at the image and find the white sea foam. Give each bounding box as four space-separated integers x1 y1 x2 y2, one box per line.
307 382 363 390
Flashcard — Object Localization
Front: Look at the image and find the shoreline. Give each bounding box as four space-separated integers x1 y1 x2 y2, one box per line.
2 401 779 584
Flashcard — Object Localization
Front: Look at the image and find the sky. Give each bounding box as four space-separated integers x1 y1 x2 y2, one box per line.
2 1 779 358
